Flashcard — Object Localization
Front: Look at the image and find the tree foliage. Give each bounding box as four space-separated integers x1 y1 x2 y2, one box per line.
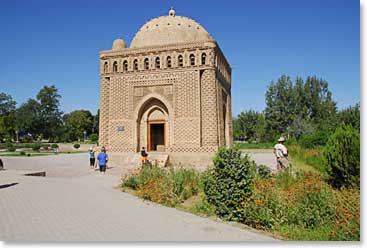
0 93 17 140
233 110 265 141
15 99 41 137
263 75 337 141
338 103 360 130
323 124 360 188
203 147 255 221
64 110 94 141
37 85 63 141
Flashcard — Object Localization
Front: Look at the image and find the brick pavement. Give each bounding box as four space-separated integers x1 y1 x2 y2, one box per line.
0 154 277 241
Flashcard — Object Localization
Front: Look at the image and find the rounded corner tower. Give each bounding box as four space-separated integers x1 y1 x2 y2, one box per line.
99 9 232 163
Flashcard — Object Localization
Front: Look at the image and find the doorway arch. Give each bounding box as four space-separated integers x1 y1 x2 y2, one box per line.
133 93 173 152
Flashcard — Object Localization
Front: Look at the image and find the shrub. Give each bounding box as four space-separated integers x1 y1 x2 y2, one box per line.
203 147 255 221
31 143 41 151
19 151 26 155
73 143 80 149
257 165 272 179
24 143 32 148
189 198 216 216
7 146 16 152
122 166 202 207
172 168 201 201
42 145 49 150
299 131 329 148
323 124 360 188
135 166 178 207
51 144 59 149
5 141 15 151
244 173 334 235
89 134 98 143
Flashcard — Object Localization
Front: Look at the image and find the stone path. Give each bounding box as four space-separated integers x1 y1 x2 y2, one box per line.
0 153 277 241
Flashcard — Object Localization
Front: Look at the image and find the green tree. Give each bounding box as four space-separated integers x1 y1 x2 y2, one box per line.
204 147 255 221
264 75 337 141
338 103 360 130
15 99 41 138
64 110 94 141
264 75 296 138
303 76 337 132
37 85 63 141
323 124 360 188
232 117 243 141
93 109 100 134
0 92 17 141
234 110 266 142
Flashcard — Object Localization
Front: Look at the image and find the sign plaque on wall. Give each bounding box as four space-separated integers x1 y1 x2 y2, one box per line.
117 126 125 132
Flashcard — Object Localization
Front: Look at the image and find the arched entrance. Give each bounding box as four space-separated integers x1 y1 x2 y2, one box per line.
134 95 172 152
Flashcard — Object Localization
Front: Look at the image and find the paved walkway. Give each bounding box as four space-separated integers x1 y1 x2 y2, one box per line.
0 153 277 241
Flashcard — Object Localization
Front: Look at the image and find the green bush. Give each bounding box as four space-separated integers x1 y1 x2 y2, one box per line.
243 172 359 240
135 166 178 206
24 143 32 148
7 146 16 152
323 124 360 188
42 145 49 150
203 147 255 221
299 131 329 148
19 151 26 155
51 144 59 149
257 165 272 179
73 143 80 149
31 143 41 151
122 166 203 207
89 134 98 143
172 168 201 201
189 198 216 216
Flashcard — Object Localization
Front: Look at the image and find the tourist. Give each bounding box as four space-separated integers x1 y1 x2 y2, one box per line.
97 146 108 174
274 137 289 170
89 147 95 169
140 147 148 166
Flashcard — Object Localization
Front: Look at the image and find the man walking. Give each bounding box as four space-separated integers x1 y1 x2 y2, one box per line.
97 146 108 174
274 137 289 170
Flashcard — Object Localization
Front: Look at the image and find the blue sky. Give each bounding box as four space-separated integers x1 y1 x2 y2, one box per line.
0 0 359 116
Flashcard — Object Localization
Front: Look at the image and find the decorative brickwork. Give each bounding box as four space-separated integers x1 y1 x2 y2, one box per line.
99 10 232 157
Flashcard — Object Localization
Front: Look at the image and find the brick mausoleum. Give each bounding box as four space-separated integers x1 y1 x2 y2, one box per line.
99 9 232 164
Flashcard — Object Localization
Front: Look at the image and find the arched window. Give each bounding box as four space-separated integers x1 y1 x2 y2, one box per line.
201 53 206 65
190 54 195 66
178 55 183 67
104 61 108 73
144 58 149 70
113 61 118 72
155 57 160 69
133 59 138 71
123 60 128 72
166 56 172 68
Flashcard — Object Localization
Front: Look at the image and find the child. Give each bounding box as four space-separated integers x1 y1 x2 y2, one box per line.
140 147 148 166
89 147 95 169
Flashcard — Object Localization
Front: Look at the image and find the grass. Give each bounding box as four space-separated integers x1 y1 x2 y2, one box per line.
0 150 87 157
288 145 327 174
0 152 54 157
121 149 359 241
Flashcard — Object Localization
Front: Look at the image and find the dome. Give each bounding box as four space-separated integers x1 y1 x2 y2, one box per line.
130 9 213 48
112 38 126 50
